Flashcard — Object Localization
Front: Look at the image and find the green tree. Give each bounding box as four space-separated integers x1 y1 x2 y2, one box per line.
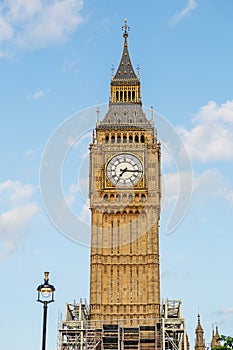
214 336 233 350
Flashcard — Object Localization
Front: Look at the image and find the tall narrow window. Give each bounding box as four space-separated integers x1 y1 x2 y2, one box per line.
117 134 121 143
129 135 133 143
152 268 155 302
130 267 133 303
117 267 120 302
136 266 139 298
111 220 114 253
111 135 115 143
96 227 99 252
110 266 113 303
130 220 132 254
117 220 120 254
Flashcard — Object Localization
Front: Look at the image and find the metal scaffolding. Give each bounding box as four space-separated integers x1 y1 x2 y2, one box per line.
59 299 187 350
162 299 188 350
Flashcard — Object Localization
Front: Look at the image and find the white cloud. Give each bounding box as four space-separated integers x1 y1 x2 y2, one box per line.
0 180 35 204
162 171 193 207
161 99 233 214
0 180 40 262
170 0 197 26
163 168 233 208
0 0 84 54
79 201 90 224
192 168 233 204
0 13 13 41
0 203 39 233
27 89 44 99
5 0 42 22
179 100 233 162
66 184 79 205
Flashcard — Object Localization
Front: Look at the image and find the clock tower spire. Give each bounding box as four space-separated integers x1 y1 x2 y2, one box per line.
110 18 141 106
99 19 151 128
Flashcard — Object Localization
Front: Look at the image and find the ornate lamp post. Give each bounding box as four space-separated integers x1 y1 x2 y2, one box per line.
37 272 55 350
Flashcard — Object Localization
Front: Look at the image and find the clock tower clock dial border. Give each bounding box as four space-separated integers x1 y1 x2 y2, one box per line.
105 152 145 189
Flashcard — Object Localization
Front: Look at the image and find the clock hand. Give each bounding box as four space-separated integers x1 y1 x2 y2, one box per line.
119 167 127 177
123 169 143 173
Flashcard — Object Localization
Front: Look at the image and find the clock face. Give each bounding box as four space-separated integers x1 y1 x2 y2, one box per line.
106 153 143 187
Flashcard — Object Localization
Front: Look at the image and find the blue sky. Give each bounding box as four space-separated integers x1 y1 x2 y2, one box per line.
1 1 233 349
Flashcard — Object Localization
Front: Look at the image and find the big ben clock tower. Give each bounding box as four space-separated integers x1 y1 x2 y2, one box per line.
89 20 161 326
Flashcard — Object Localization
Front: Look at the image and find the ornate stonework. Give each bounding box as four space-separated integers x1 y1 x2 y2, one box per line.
89 20 161 325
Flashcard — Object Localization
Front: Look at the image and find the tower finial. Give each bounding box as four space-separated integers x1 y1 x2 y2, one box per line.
111 64 114 79
137 64 140 78
122 18 129 38
96 107 100 122
150 106 154 122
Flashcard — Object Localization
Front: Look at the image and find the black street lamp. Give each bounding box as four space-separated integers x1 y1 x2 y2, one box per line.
37 272 55 350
